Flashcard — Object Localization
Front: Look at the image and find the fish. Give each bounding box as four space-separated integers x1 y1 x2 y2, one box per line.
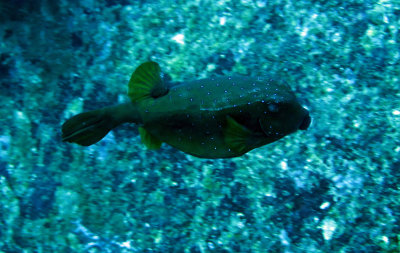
61 61 311 158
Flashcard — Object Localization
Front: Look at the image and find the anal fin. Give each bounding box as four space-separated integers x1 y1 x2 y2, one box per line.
138 127 162 149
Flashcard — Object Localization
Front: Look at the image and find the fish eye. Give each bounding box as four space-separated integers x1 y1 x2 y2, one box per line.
267 103 279 113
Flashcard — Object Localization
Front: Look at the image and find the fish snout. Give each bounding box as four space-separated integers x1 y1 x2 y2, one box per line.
299 110 311 130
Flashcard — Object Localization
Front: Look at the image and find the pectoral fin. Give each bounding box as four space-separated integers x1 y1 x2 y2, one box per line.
223 116 253 154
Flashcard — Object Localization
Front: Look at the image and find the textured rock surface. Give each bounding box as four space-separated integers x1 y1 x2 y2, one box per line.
0 0 399 252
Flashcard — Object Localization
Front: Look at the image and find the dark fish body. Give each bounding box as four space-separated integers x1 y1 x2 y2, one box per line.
62 62 311 158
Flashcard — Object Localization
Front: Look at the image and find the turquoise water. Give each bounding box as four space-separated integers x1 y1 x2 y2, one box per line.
0 0 399 252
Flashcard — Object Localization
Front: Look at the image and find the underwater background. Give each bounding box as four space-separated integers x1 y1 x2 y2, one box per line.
0 0 399 252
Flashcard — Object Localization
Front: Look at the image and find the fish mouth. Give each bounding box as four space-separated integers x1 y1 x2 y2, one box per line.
299 111 311 130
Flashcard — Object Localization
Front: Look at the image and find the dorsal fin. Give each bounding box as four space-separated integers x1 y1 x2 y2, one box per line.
128 62 169 103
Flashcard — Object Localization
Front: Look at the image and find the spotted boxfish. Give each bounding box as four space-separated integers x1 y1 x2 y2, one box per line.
62 62 311 158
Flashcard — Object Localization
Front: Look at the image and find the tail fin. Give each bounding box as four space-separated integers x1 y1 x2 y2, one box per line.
62 109 114 146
